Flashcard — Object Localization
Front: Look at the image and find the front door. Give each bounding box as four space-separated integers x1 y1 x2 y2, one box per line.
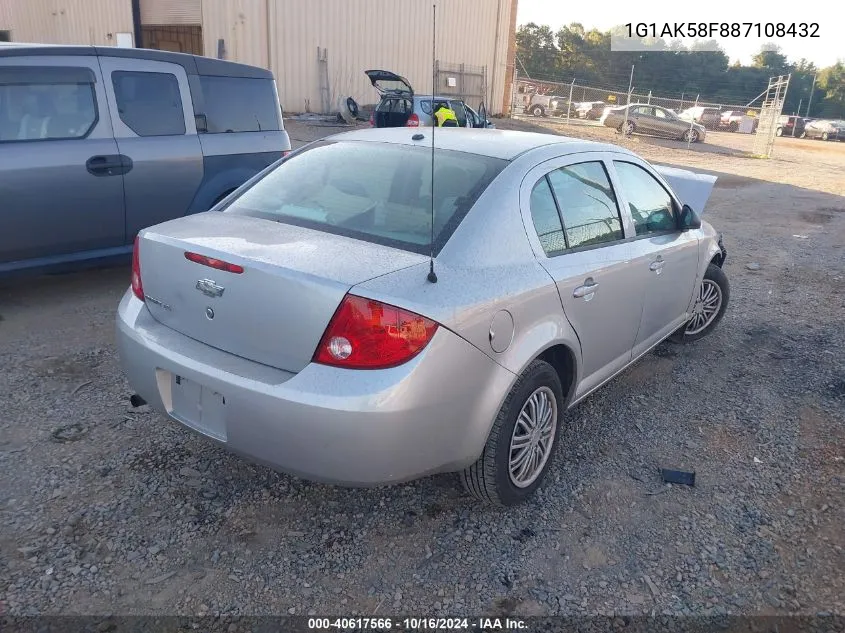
522 154 646 398
98 57 203 239
0 57 125 267
610 159 701 357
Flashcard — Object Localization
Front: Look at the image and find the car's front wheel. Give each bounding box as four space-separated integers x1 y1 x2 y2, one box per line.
460 360 563 506
822 132 829 141
530 105 545 117
776 127 783 136
619 121 635 136
672 263 730 343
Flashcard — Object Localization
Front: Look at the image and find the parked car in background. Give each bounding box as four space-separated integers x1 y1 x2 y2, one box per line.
721 110 759 133
679 106 722 130
365 69 484 129
576 101 606 120
524 92 557 117
0 45 291 275
801 119 845 141
600 104 706 142
118 127 728 506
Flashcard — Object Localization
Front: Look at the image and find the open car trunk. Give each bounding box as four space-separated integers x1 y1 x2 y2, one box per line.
137 212 427 373
366 69 415 128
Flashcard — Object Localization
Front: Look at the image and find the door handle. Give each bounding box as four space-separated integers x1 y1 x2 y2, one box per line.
86 154 132 176
573 281 599 299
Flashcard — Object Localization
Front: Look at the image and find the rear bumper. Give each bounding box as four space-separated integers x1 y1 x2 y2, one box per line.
116 291 515 486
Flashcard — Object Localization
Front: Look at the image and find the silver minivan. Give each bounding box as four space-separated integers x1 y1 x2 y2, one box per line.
0 44 291 274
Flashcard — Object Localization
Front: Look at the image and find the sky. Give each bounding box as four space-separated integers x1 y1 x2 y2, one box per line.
516 0 845 69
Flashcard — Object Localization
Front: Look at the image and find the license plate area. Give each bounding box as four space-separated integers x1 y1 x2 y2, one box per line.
168 373 227 442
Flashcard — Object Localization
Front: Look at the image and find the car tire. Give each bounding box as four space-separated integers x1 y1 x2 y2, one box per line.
730 122 739 132
671 263 730 344
619 121 635 136
800 131 807 139
683 128 699 143
775 127 783 137
530 105 545 117
460 360 563 506
822 132 829 141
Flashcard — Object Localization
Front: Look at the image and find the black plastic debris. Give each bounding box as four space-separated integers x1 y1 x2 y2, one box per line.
659 468 696 486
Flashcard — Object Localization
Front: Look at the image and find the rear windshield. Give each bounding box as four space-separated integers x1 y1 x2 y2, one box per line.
223 141 507 255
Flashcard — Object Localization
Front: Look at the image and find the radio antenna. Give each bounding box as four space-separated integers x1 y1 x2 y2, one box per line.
427 3 438 283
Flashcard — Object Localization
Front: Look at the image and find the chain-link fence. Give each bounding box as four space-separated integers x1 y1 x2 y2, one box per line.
514 77 763 133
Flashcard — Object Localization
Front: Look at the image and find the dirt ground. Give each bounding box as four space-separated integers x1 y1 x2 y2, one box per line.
0 115 843 621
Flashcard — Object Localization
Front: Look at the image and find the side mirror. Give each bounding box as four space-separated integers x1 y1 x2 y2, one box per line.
679 204 702 230
194 113 208 133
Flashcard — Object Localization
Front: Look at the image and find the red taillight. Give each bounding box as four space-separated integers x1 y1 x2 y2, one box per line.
369 112 375 127
131 236 144 301
406 113 420 127
184 252 244 274
282 150 291 157
313 295 439 369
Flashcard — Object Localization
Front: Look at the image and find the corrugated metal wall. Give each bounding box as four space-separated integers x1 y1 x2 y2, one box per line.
141 0 202 26
201 0 514 114
201 0 268 69
0 0 134 46
1 0 515 114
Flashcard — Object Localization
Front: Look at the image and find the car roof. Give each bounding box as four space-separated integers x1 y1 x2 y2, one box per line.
321 127 628 161
0 43 272 79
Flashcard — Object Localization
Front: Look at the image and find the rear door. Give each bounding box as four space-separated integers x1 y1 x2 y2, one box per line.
98 56 203 238
521 152 646 398
0 55 125 266
609 158 700 357
364 70 413 98
449 100 470 127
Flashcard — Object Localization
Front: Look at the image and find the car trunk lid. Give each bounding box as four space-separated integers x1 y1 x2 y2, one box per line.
365 69 414 97
137 212 427 373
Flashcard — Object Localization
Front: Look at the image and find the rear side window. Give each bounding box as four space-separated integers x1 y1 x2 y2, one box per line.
613 161 676 236
547 162 623 248
198 76 281 133
112 71 185 136
0 66 97 142
529 177 567 255
224 141 506 255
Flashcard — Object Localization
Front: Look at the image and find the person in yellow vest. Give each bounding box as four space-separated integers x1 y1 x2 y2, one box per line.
433 103 459 127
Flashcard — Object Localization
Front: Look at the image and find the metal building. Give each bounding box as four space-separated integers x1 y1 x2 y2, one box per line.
1 0 518 115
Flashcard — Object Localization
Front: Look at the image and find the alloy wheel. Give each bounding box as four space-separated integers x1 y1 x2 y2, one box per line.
686 279 723 335
508 386 558 488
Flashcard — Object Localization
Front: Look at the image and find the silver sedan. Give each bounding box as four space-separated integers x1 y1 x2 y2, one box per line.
117 128 729 506
601 104 706 142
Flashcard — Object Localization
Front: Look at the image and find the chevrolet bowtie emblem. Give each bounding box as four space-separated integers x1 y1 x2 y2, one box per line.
196 279 225 298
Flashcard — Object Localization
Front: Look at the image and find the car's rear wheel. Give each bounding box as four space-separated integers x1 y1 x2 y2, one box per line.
822 132 829 141
620 121 635 136
775 127 783 137
460 360 563 506
672 263 729 343
683 128 699 143
800 131 807 139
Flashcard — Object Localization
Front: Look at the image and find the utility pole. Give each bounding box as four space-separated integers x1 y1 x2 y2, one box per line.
797 99 803 116
805 73 817 117
567 78 575 125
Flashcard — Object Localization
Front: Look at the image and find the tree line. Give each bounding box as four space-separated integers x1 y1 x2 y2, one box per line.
516 23 844 118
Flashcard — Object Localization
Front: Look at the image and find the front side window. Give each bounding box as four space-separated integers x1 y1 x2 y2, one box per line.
112 71 185 136
224 141 506 255
547 162 623 249
0 66 97 142
614 161 677 236
198 76 281 133
529 177 567 255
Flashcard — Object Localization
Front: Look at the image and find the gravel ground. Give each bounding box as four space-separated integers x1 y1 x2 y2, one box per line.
0 117 843 619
